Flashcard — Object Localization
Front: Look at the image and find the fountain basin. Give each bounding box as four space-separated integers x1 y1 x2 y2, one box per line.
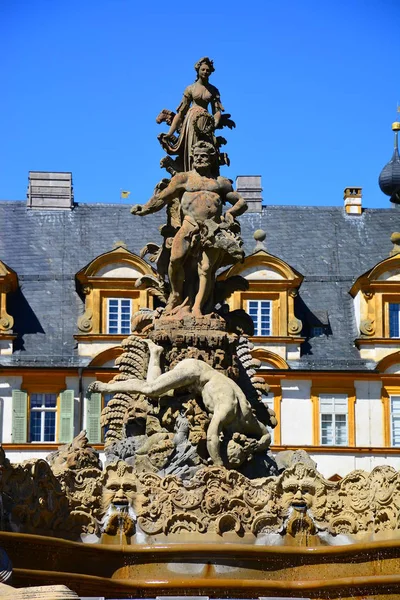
1 531 400 599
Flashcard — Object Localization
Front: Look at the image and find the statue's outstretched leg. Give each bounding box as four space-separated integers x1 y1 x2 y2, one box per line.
192 248 219 317
203 381 236 466
166 218 197 312
89 362 198 399
143 339 163 382
192 251 211 317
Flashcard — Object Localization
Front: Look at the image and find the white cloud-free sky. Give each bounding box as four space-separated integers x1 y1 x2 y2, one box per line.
1 0 399 207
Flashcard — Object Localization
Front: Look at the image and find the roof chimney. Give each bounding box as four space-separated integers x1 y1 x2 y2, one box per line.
236 176 262 213
344 187 362 215
27 172 73 209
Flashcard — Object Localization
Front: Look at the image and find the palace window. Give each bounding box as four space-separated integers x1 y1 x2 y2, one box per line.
389 303 400 338
75 246 153 352
247 300 271 336
107 298 132 335
320 394 348 446
390 396 400 446
12 389 74 444
30 393 57 442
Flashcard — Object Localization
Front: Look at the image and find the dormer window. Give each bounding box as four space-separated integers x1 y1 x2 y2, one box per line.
218 247 304 361
107 298 132 335
248 300 271 336
75 245 154 359
350 241 400 361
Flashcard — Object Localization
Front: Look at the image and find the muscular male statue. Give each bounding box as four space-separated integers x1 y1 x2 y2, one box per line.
88 340 272 467
131 141 247 316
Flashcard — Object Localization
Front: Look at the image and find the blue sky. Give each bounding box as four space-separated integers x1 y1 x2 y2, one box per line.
1 0 399 208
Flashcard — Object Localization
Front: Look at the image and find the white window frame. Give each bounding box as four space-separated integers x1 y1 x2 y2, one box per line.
30 393 57 443
107 298 132 335
319 393 348 446
389 303 400 338
262 393 275 444
390 395 400 446
247 299 272 336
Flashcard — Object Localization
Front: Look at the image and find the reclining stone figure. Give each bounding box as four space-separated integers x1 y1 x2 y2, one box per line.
88 340 271 467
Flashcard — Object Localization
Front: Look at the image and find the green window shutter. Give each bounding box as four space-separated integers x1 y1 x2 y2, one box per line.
59 390 75 443
86 393 102 444
12 390 27 443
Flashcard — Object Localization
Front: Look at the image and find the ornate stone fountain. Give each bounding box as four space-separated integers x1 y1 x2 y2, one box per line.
2 57 400 599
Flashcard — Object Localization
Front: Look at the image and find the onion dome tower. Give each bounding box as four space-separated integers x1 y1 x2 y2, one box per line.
379 121 400 204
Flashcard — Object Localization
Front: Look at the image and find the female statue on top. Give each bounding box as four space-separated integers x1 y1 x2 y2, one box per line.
157 57 235 176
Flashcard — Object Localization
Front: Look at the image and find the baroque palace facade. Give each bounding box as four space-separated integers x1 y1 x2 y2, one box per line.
1 139 400 479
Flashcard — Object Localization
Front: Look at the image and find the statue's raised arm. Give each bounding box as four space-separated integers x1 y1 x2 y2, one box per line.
130 173 187 216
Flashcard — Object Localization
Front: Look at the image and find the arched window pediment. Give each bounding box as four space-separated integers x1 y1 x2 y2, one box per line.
219 250 303 287
76 246 153 287
351 255 400 360
350 255 400 295
74 246 154 353
89 346 124 367
218 250 304 360
252 348 290 370
376 351 400 374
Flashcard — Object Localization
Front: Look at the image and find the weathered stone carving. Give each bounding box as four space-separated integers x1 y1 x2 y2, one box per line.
100 335 149 448
96 460 400 540
89 339 276 469
0 451 92 538
112 461 400 539
9 63 400 584
131 141 247 317
47 429 101 475
4 437 400 543
99 462 138 536
156 57 234 176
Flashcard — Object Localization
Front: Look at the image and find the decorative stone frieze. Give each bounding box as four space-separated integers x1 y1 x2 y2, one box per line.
4 441 400 543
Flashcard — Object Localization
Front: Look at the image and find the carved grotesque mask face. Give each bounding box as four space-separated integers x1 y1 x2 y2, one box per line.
281 477 316 512
101 468 137 512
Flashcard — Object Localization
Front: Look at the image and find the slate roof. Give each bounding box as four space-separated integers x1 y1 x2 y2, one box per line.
1 200 400 370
